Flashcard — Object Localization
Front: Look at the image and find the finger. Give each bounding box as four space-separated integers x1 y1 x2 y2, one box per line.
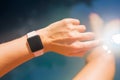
103 19 120 38
105 19 120 33
74 25 86 32
78 32 95 41
80 40 100 50
89 13 104 30
62 18 80 25
89 13 104 37
69 31 95 41
65 24 86 33
70 40 99 50
52 32 96 44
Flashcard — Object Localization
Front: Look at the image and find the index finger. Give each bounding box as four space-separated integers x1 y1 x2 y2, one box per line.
81 40 100 50
71 40 100 50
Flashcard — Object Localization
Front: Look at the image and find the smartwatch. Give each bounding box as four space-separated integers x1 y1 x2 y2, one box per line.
27 31 44 57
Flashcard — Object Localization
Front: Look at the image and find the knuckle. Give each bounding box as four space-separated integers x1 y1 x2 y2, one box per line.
68 31 81 39
62 18 69 24
70 42 85 50
65 25 72 30
62 18 72 21
68 32 74 37
80 25 86 29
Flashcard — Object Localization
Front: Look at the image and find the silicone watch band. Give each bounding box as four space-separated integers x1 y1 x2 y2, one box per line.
27 31 44 57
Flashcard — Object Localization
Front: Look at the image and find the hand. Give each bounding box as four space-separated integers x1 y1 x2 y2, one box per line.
72 14 115 80
88 13 120 61
89 13 120 39
89 13 104 39
37 18 99 57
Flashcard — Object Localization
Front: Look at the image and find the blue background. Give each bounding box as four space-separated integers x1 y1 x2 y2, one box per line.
0 0 120 80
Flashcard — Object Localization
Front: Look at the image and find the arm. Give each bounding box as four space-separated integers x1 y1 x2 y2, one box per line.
0 18 99 77
0 35 34 77
73 46 115 80
73 13 115 80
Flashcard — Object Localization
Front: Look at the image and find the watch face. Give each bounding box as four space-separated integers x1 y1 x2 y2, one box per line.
27 31 44 52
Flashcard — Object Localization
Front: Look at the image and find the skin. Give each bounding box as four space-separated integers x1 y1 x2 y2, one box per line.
0 18 99 77
73 13 115 80
73 46 115 80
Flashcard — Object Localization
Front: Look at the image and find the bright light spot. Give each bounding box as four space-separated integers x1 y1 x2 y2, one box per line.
102 45 108 51
102 45 112 54
112 34 120 44
107 50 111 54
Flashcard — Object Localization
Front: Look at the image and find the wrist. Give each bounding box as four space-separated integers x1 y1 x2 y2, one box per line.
36 28 50 53
27 30 45 57
86 46 114 63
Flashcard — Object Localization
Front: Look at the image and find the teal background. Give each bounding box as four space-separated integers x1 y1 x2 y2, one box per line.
0 0 120 80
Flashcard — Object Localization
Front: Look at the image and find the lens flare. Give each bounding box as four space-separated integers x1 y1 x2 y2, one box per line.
102 44 112 54
101 31 120 54
100 24 120 54
112 34 120 44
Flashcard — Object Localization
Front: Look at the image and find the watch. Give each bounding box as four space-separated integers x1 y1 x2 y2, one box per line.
27 31 44 57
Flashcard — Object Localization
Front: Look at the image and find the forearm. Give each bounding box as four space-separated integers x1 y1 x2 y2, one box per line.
73 47 115 80
0 18 99 78
0 36 34 77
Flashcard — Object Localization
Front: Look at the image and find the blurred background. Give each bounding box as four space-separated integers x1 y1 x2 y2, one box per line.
0 0 120 80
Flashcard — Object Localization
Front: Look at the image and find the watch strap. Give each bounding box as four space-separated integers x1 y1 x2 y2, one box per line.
27 31 44 57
